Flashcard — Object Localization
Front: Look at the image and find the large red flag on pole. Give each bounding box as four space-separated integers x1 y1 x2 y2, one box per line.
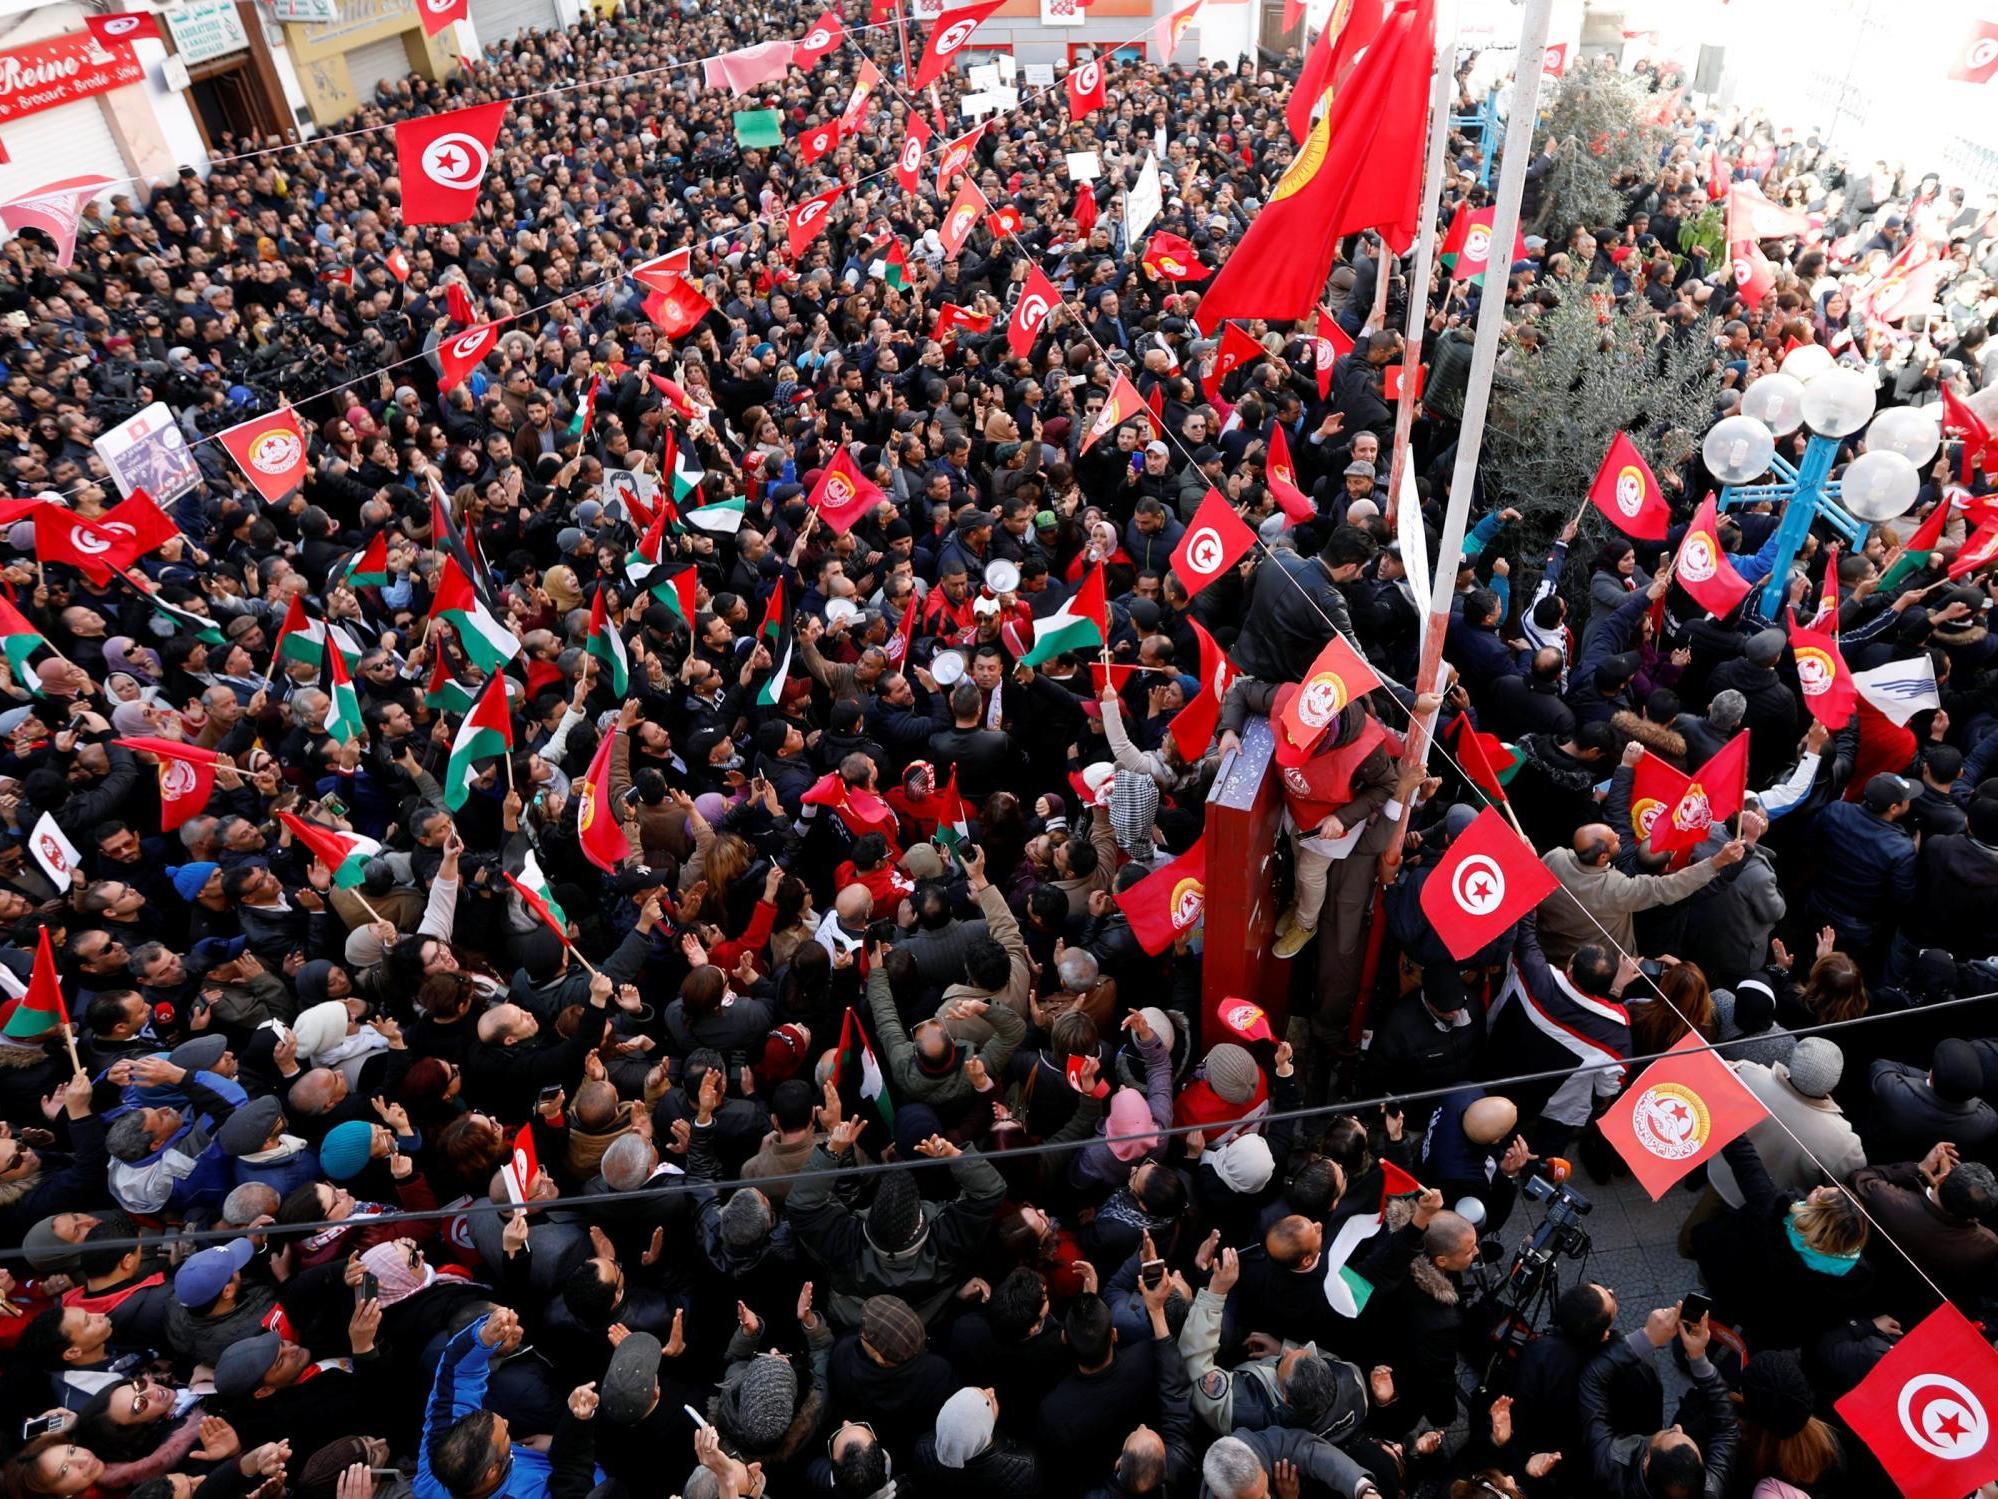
1201 0 1434 324
1835 1303 1998 1499
1586 432 1670 540
1599 1034 1767 1198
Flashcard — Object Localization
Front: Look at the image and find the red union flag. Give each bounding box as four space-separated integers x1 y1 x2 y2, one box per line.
799 120 841 165
1116 837 1207 954
1171 488 1255 599
641 276 712 341
1836 1304 1998 1499
437 321 501 391
1008 265 1059 357
630 248 693 293
914 0 1006 88
417 0 468 37
1141 230 1207 281
1947 19 1998 84
1786 608 1857 729
794 7 845 66
935 127 980 194
115 736 224 832
986 205 1022 239
1154 0 1199 60
894 114 932 194
1628 750 1692 847
218 407 309 504
1420 806 1558 961
786 184 842 260
1067 54 1108 120
396 101 507 225
1600 1034 1767 1198
1673 493 1752 617
1080 372 1146 454
938 178 984 260
1265 422 1313 524
1167 615 1238 762
808 449 883 535
841 58 882 131
1656 734 1748 854
1587 431 1669 540
1278 634 1382 761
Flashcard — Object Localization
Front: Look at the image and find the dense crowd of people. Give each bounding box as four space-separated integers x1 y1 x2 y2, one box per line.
0 1 1996 1497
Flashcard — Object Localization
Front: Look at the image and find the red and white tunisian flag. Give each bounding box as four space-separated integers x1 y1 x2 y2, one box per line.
894 115 932 195
799 120 842 165
437 322 502 391
1673 493 1752 617
218 408 309 504
0 176 115 271
417 0 469 38
1315 311 1352 400
1170 488 1255 600
913 0 1007 89
86 12 162 43
1599 1033 1767 1198
1948 19 1998 83
1419 806 1557 961
787 185 842 260
1067 55 1108 120
1115 836 1207 953
793 7 846 66
1008 265 1059 357
1166 617 1238 761
642 277 712 340
1836 1304 1998 1499
938 178 984 260
396 102 507 225
807 449 884 535
1264 422 1314 524
630 248 693 292
1587 431 1670 540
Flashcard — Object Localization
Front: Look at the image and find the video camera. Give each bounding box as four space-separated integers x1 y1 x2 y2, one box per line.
1464 1160 1594 1396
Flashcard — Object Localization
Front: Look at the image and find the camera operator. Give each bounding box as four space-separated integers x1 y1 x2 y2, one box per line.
1508 1282 1659 1473
1418 1090 1538 1234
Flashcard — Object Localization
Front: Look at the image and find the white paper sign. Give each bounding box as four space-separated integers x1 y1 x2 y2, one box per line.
29 812 81 893
967 62 1000 91
1064 150 1101 181
1024 62 1055 86
94 402 201 503
997 54 1015 82
1125 151 1163 241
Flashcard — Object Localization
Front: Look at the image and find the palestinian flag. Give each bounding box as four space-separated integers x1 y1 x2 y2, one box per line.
684 493 741 534
427 474 495 605
130 580 225 646
424 654 479 715
1322 1160 1424 1316
0 928 66 1040
1019 563 1108 666
504 848 570 940
340 532 391 590
754 581 793 708
1878 501 1949 593
0 593 48 682
837 1006 894 1127
277 810 383 888
430 554 520 672
935 768 970 858
575 725 631 872
569 375 602 440
323 637 365 746
870 238 911 290
670 441 707 505
626 510 698 624
444 673 514 812
1444 714 1519 801
586 584 629 695
273 596 362 673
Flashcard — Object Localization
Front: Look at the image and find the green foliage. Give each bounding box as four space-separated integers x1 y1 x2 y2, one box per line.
1528 69 1672 240
1482 289 1721 562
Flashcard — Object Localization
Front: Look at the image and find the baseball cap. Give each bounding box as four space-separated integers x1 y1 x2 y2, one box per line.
1863 773 1913 812
173 1236 254 1309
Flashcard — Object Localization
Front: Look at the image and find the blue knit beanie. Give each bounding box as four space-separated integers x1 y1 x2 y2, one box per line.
318 1120 375 1181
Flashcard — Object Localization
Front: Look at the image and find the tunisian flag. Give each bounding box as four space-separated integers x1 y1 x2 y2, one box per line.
1264 423 1314 524
1587 432 1670 540
1420 806 1557 961
1673 493 1752 618
1116 837 1207 954
1600 1034 1767 1198
893 114 932 194
115 737 225 832
437 321 501 392
417 0 469 37
1785 608 1857 729
807 449 884 535
85 12 162 42
1839 1305 1998 1499
787 185 842 260
793 7 846 66
1167 617 1239 762
1202 0 1433 323
1171 488 1256 600
642 277 712 340
396 102 507 225
1067 55 1108 120
218 408 309 504
913 0 1006 88
1948 19 1998 84
1008 265 1060 358
1314 311 1352 401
